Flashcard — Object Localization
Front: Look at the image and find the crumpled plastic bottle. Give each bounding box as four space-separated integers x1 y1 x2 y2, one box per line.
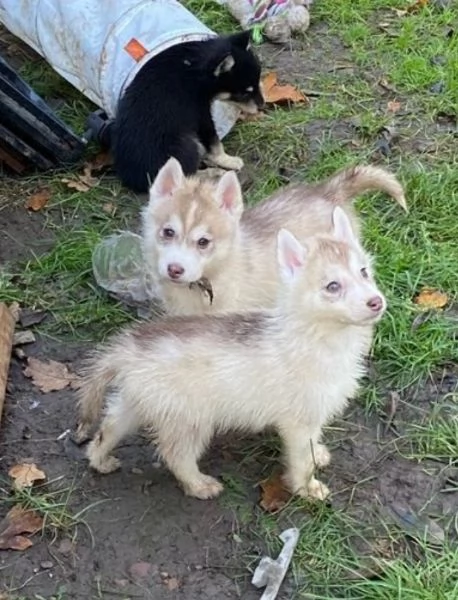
92 231 158 312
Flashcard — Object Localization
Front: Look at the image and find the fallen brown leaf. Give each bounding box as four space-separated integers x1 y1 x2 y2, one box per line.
407 0 429 13
61 165 99 193
392 0 428 16
387 100 402 113
414 287 448 310
0 505 44 551
25 188 52 212
23 357 81 393
86 150 113 173
259 471 291 512
9 463 46 490
261 72 306 105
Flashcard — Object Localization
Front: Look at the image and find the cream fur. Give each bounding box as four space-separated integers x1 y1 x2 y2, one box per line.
76 210 386 501
142 159 406 316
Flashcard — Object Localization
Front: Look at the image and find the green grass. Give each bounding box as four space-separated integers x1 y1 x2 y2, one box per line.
0 474 99 546
1 0 457 597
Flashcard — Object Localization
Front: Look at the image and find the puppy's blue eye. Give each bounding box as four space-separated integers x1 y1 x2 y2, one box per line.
197 237 210 248
326 281 341 293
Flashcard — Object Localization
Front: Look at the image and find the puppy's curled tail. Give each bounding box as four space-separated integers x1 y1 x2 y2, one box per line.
315 165 408 213
74 354 116 444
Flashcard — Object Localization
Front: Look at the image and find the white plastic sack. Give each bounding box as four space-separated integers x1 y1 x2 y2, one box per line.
0 0 240 138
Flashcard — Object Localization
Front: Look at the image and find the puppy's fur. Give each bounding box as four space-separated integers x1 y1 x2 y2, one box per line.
142 158 406 315
76 208 386 501
112 31 263 193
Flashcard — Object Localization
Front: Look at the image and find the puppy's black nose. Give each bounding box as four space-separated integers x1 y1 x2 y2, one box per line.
168 263 185 280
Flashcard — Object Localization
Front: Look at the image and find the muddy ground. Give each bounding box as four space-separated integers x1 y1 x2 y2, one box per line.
1 14 457 600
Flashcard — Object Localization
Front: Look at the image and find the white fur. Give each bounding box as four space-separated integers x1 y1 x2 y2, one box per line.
76 212 386 501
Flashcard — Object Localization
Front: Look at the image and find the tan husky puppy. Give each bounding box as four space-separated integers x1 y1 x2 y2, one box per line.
76 207 386 501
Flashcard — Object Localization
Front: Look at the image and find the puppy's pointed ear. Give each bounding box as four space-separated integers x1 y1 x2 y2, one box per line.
277 228 306 283
149 157 184 203
215 171 243 219
214 54 235 76
230 30 252 51
332 207 357 245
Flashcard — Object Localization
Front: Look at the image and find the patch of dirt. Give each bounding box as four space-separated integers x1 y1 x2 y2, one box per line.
0 201 56 264
1 335 457 598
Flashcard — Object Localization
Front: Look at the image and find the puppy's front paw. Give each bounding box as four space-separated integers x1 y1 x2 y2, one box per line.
306 478 330 501
87 446 121 474
221 155 244 171
184 475 224 500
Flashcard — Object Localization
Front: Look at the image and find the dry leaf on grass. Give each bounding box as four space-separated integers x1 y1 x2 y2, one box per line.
86 150 113 172
259 471 291 512
414 287 448 310
387 100 402 113
407 0 429 12
393 0 428 16
261 72 306 105
9 463 46 490
23 357 81 393
61 165 99 193
0 505 44 551
25 188 52 212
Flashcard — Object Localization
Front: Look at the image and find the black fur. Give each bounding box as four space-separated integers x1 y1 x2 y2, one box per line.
112 31 263 193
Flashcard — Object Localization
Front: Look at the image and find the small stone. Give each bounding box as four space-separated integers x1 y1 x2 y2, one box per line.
131 467 143 475
195 564 203 571
165 577 179 591
58 538 74 555
40 561 53 570
13 330 36 346
129 562 153 579
115 578 129 587
430 80 446 94
22 426 32 440
160 571 169 579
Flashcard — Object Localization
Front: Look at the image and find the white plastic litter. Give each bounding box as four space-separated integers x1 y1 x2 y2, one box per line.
91 231 154 305
0 0 240 138
252 527 300 600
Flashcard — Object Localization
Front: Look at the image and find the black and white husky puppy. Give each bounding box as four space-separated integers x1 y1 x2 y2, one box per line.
112 31 263 193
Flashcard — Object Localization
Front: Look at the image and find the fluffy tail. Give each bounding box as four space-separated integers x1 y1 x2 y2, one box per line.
313 165 408 212
74 355 116 444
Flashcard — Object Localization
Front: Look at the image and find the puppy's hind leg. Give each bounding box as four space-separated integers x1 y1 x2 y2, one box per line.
156 424 223 500
198 116 243 171
87 394 140 474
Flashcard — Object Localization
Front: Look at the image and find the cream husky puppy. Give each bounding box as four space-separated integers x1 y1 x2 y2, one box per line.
142 157 406 316
75 207 386 501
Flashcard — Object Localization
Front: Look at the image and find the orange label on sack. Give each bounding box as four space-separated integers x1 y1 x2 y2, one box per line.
124 38 148 62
